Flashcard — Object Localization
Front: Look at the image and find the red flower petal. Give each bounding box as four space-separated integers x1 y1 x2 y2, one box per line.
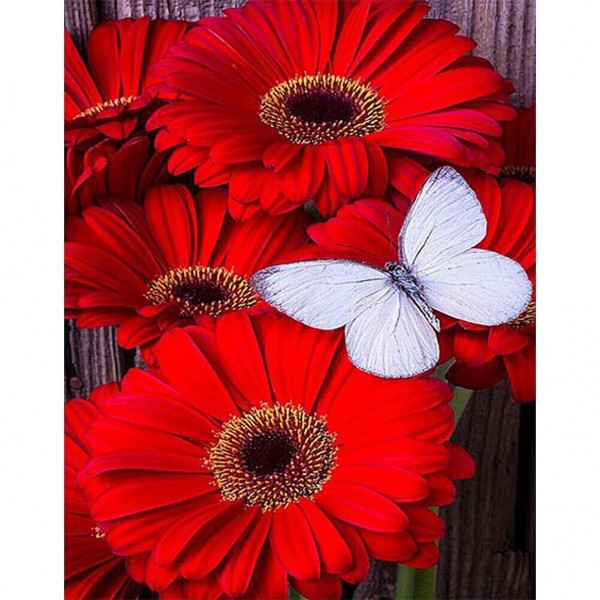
444 443 476 480
446 357 506 390
220 512 272 597
246 540 288 600
334 521 370 583
291 574 342 600
317 482 409 532
402 542 440 568
333 464 429 503
87 473 214 521
87 21 122 100
403 506 445 543
116 314 161 348
178 505 257 579
454 328 498 366
271 503 321 580
300 499 354 575
488 325 530 356
153 501 241 567
154 328 240 421
144 184 197 267
360 529 418 562
504 340 536 402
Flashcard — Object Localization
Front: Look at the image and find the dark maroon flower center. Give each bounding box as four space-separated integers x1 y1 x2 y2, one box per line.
286 90 358 124
173 281 229 306
241 429 298 476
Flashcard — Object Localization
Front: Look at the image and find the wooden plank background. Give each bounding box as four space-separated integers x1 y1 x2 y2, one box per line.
64 1 536 598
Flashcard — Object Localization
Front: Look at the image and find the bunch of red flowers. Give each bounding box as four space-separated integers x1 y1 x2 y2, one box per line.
64 2 535 599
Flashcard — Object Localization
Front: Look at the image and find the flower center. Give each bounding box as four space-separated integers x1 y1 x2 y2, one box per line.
500 165 536 185
72 95 140 120
287 89 357 124
508 300 536 328
207 403 337 511
242 430 298 476
259 74 385 145
144 266 258 318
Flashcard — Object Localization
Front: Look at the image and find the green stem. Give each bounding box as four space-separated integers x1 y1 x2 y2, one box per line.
413 566 437 599
396 562 438 600
304 200 326 223
396 508 440 600
395 564 416 600
289 586 306 600
450 385 473 423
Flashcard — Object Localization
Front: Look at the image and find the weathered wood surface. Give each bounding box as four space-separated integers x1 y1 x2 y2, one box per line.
436 386 535 600
428 0 536 108
97 0 245 20
64 1 536 598
65 0 98 49
65 322 129 399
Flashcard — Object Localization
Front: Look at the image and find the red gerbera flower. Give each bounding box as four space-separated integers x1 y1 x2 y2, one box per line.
65 18 188 146
80 314 474 599
65 385 141 600
65 135 168 214
65 184 310 350
148 0 514 219
446 174 536 402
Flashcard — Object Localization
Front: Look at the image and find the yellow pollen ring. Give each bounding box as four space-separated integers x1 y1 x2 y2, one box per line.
72 95 140 120
500 165 536 184
259 73 386 145
207 403 338 511
144 265 258 318
508 300 536 329
91 526 106 539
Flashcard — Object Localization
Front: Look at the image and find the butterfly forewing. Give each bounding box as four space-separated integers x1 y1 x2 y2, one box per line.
400 166 487 272
251 260 392 330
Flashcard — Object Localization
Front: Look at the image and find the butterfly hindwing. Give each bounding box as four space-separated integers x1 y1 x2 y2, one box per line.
345 284 440 378
251 259 392 330
416 249 532 326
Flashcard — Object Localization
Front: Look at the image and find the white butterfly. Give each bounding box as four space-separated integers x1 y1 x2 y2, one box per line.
251 167 532 379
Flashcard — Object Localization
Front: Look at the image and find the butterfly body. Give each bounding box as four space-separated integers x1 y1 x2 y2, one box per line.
252 167 532 379
384 261 441 333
